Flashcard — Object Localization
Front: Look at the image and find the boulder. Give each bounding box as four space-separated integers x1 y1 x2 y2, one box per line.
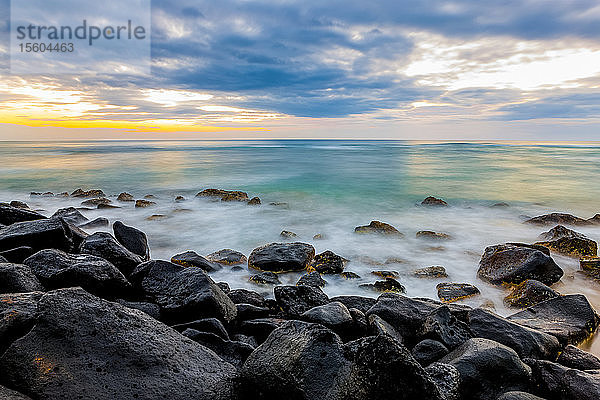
274 285 329 318
0 292 43 355
536 236 597 258
359 278 406 293
412 339 449 366
310 250 346 274
525 213 591 226
135 199 155 208
248 197 261 205
280 230 298 239
341 271 361 279
0 218 82 253
184 330 254 368
221 191 249 202
440 338 532 400
51 207 88 225
249 271 281 285
115 299 161 320
112 221 150 261
24 249 130 297
236 303 270 320
371 270 399 278
0 247 35 264
79 217 109 229
421 196 448 206
71 188 105 198
8 201 28 209
248 242 315 272
478 243 563 285
414 266 448 278
238 318 288 344
301 302 354 335
468 308 560 359
354 220 404 236
81 197 111 207
416 231 452 240
504 279 560 308
171 251 221 272
526 358 600 400
0 205 46 226
330 295 376 314
79 232 143 276
173 317 229 339
436 283 480 303
368 314 404 343
581 257 600 275
0 263 44 293
508 294 600 345
425 363 460 400
206 249 247 265
117 192 134 202
539 224 585 241
557 344 600 370
497 392 545 400
297 271 326 287
419 306 472 349
0 288 237 400
228 289 266 307
0 385 32 399
130 260 237 323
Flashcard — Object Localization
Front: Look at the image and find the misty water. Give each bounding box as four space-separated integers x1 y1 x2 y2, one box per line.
2 140 600 352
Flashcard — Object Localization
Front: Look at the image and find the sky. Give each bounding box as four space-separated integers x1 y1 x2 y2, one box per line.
1 0 600 140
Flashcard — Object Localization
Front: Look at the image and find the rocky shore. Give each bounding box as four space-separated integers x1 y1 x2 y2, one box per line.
1 189 600 399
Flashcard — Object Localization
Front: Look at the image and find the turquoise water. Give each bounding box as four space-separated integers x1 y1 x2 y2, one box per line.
1 140 600 350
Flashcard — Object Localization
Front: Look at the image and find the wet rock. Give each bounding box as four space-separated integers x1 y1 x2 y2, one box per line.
536 236 597 258
117 192 134 202
297 271 326 287
330 295 377 314
135 199 155 208
171 250 221 272
0 385 32 399
71 188 105 198
301 302 353 334
504 279 560 308
274 285 329 318
419 306 472 349
414 265 448 278
221 191 249 202
340 271 361 279
368 314 404 344
248 242 315 272
491 202 510 208
172 317 229 340
349 309 368 337
24 249 130 297
416 231 452 240
236 303 270 320
412 339 449 366
421 196 448 206
0 247 35 264
146 214 167 221
497 391 545 400
174 195 185 202
508 294 600 345
216 281 230 293
313 233 324 240
227 289 266 307
0 218 81 253
437 283 480 303
79 232 142 276
206 249 247 265
280 230 298 238
143 194 156 199
440 338 532 400
248 197 261 205
478 243 563 285
249 271 281 285
360 277 406 293
232 334 259 348
239 318 288 344
557 344 600 370
468 308 560 359
0 288 237 400
51 207 88 225
196 188 230 198
111 221 150 261
310 250 346 274
97 203 120 209
81 197 112 207
371 270 399 278
581 257 600 275
130 260 237 323
240 320 346 400
526 358 600 400
79 217 109 229
115 299 160 320
0 292 43 356
525 212 592 226
425 363 460 400
354 220 404 236
0 205 46 226
269 202 289 208
539 224 585 241
184 330 254 369
9 201 28 209
0 263 44 294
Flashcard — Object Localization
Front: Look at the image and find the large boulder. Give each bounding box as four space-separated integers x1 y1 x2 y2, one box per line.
113 221 150 261
329 296 377 314
425 363 460 400
301 302 354 336
439 338 532 400
184 329 254 369
171 251 222 272
419 306 472 349
0 385 32 399
0 205 46 226
0 263 44 293
536 237 597 258
412 340 449 366
526 358 600 400
310 250 346 274
508 294 600 345
51 207 88 225
206 249 247 265
497 392 545 400
478 243 563 285
504 279 560 308
0 247 36 264
0 288 237 400
274 285 329 318
130 260 237 323
524 213 591 226
0 292 43 355
557 344 600 370
0 218 81 253
248 242 315 272
79 232 142 276
468 308 560 359
24 249 130 297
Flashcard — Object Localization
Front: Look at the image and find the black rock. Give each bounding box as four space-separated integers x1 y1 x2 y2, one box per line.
71 188 106 198
24 249 131 297
8 201 28 209
238 318 288 343
114 299 161 320
526 358 600 400
117 192 134 202
496 391 545 400
419 306 472 349
130 260 237 323
421 196 448 206
359 277 406 293
330 295 377 314
280 230 298 239
439 338 532 400
525 213 591 226
436 282 480 303
249 271 281 285
0 218 81 253
0 288 237 400
206 249 247 265
184 329 254 368
0 263 44 294
539 224 585 241
368 314 404 344
0 205 46 226
171 250 221 272
310 250 347 274
236 303 271 320
112 221 150 261
412 339 449 366
227 289 266 307
504 279 560 308
79 232 142 276
297 271 326 287
274 285 329 318
0 292 43 355
248 242 315 272
248 197 261 205
0 385 32 399
507 294 600 345
425 362 461 400
51 207 88 225
478 243 563 285
232 334 259 348
354 220 404 236
79 217 109 229
301 302 354 336
81 197 112 207
468 308 560 359
172 318 229 340
557 344 600 370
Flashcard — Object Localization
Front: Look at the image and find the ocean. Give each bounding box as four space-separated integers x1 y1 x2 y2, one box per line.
2 139 600 351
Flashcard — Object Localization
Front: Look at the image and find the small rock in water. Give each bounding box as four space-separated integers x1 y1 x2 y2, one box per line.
135 199 155 208
146 214 167 221
536 236 597 258
220 191 249 202
117 192 135 202
580 256 600 275
280 230 297 238
491 202 510 208
206 249 247 265
249 271 281 285
174 195 185 202
79 217 109 229
248 242 315 272
71 188 105 198
360 277 406 293
504 279 560 308
416 231 452 240
81 197 111 207
414 266 448 278
436 283 480 303
297 271 326 288
310 250 346 274
421 196 448 206
524 212 591 226
341 271 361 279
97 203 120 209
171 251 222 272
371 270 399 278
144 194 156 199
313 233 324 240
9 201 28 209
354 220 404 236
247 197 261 205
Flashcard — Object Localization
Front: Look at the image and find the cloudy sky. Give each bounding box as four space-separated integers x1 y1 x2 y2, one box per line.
1 0 600 140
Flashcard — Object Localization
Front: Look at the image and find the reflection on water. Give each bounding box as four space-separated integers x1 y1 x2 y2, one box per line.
1 140 600 353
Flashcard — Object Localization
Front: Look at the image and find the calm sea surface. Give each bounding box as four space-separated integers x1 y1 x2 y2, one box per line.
1 140 600 351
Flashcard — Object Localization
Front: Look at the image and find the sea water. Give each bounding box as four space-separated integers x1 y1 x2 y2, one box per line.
1 140 600 351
